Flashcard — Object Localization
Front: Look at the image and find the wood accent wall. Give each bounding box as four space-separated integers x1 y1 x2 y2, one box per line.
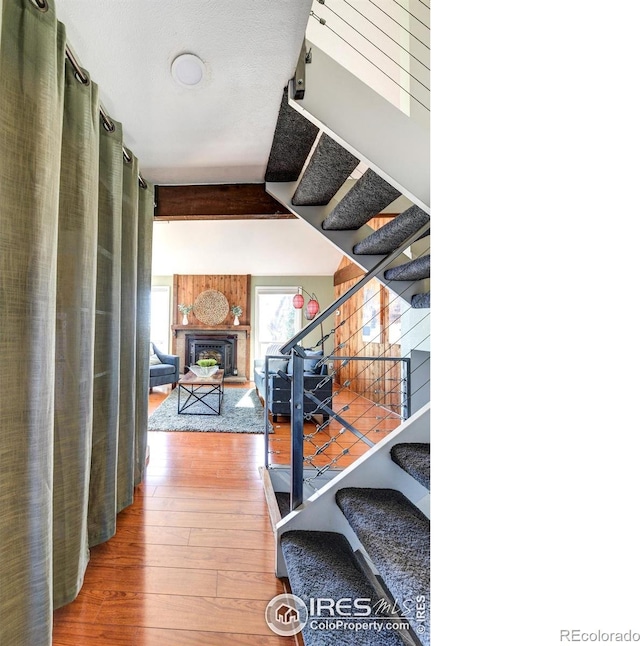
333 258 403 414
173 274 250 327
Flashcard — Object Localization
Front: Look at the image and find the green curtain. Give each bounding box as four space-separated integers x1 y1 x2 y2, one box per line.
0 1 65 642
87 118 123 546
117 148 139 512
52 60 100 609
135 184 154 485
0 0 154 641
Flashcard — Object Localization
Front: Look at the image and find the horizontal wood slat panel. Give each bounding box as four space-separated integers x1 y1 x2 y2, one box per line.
155 184 295 220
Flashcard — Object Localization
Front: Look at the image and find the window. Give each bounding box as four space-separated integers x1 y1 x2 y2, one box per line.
361 279 404 347
150 285 171 353
387 295 404 346
362 281 382 344
255 286 302 357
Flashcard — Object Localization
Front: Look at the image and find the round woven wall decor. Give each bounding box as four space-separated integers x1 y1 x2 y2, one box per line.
193 289 230 326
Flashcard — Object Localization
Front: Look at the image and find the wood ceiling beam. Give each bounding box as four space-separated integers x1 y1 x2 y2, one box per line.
154 183 296 220
334 261 366 286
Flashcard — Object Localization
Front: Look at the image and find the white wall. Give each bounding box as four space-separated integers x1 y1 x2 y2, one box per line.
151 219 344 277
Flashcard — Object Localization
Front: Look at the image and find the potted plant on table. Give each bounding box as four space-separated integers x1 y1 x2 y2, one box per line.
188 357 219 377
178 303 194 325
231 305 242 326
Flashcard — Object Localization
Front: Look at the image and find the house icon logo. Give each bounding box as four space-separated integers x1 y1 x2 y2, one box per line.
276 603 299 624
265 593 308 636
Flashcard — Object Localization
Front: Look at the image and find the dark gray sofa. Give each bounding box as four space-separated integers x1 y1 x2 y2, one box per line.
254 348 333 422
149 342 180 389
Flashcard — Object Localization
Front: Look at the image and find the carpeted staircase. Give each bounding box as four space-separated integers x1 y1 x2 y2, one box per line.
281 442 430 646
266 82 430 644
390 443 431 490
265 89 430 309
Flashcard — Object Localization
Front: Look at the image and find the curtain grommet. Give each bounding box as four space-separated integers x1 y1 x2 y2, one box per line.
101 116 116 133
31 0 49 12
74 69 90 86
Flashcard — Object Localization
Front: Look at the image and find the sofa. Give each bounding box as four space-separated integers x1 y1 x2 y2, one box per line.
149 342 180 389
254 345 333 423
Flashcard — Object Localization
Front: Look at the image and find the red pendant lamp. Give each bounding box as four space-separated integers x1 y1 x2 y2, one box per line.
293 289 320 320
305 298 320 320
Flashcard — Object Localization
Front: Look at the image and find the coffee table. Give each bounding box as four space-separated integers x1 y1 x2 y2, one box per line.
177 370 225 415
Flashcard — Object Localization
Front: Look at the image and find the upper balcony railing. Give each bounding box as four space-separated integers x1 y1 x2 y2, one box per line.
306 0 430 126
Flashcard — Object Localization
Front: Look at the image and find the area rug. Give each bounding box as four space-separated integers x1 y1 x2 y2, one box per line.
148 387 268 433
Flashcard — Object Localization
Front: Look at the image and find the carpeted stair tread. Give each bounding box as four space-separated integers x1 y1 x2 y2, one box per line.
265 89 319 182
384 255 430 281
353 205 430 255
411 293 430 309
275 491 290 518
292 134 359 206
322 169 402 230
281 530 406 646
390 443 430 490
336 488 430 645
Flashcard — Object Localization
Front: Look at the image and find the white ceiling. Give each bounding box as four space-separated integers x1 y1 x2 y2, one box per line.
55 0 314 184
54 0 345 276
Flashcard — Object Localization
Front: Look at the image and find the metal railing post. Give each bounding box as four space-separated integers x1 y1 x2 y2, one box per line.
402 357 411 419
290 346 305 510
264 356 271 467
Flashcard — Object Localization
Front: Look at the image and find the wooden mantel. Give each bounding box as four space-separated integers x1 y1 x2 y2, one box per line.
172 325 251 334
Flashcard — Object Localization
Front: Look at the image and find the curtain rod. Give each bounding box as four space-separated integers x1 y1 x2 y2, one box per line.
64 44 148 190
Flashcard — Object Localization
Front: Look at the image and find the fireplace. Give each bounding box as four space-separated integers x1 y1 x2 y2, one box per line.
185 334 238 376
174 327 249 381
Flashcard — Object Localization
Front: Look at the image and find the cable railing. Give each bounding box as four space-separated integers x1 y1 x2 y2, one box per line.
263 240 430 512
306 0 430 114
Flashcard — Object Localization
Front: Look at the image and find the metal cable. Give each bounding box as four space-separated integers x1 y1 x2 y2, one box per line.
389 0 429 30
335 252 431 363
310 12 430 112
320 0 429 58
279 286 430 481
368 0 430 38
343 0 429 66
317 0 430 82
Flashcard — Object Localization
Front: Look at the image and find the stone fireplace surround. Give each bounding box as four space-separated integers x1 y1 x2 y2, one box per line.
172 325 250 382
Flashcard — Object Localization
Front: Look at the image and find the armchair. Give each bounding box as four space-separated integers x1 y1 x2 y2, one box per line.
149 342 180 389
254 344 333 423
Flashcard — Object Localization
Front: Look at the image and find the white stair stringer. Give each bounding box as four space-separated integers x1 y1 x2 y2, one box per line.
274 403 430 577
267 181 429 307
291 40 429 212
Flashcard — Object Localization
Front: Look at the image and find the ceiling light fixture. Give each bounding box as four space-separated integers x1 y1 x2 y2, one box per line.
171 53 205 87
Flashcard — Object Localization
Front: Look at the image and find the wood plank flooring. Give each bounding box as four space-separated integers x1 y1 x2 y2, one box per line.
52 381 398 644
52 384 294 645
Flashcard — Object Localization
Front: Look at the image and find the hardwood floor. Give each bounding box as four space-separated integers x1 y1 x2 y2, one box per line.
52 384 294 645
52 381 400 644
